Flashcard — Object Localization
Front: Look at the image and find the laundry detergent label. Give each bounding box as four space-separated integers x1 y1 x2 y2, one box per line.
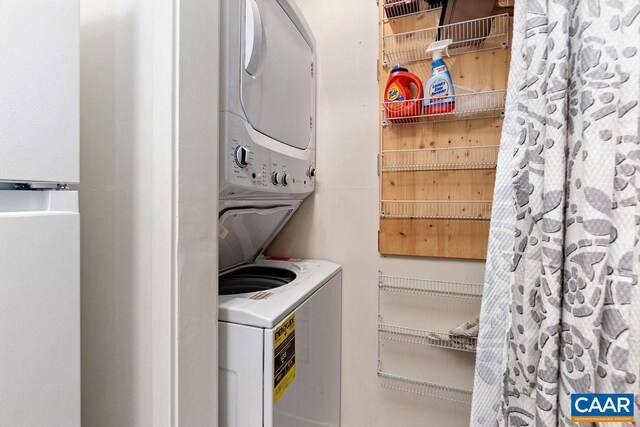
387 85 404 102
273 313 296 404
433 65 448 74
428 79 450 98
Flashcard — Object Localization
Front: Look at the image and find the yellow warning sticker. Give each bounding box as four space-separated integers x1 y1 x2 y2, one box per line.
273 313 296 404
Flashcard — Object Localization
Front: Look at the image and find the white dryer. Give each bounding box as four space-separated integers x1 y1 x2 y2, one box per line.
220 0 316 201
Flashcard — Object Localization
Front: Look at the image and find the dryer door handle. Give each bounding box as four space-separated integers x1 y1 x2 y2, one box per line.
244 0 263 76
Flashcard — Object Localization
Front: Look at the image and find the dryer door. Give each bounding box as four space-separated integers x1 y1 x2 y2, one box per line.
240 0 314 150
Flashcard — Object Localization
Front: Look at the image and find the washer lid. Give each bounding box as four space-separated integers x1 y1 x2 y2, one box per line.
219 204 298 272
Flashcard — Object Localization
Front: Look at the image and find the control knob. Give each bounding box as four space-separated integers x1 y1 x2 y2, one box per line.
234 145 249 168
281 173 289 186
307 166 316 178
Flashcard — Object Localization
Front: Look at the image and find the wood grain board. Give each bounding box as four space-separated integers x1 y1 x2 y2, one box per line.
380 218 491 259
383 170 497 200
378 3 512 260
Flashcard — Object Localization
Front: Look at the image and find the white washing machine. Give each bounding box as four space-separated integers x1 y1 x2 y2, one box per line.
218 1 341 425
219 258 341 427
218 202 342 427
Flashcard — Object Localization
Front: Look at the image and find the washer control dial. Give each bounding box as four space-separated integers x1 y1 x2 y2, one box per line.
307 166 316 178
271 172 279 186
234 145 249 168
281 173 289 186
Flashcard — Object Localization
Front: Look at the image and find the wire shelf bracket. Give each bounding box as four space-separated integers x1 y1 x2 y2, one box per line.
377 273 482 402
382 89 507 126
382 0 443 22
380 200 493 220
378 372 473 404
378 323 478 352
378 273 484 300
381 145 499 171
382 14 510 67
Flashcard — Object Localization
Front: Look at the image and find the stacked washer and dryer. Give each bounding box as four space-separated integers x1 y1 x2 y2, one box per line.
218 1 342 426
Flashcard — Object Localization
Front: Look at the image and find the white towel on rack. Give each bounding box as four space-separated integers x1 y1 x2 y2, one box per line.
449 317 479 338
469 1 526 424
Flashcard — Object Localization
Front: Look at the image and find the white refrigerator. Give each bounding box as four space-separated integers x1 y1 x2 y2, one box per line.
0 1 80 426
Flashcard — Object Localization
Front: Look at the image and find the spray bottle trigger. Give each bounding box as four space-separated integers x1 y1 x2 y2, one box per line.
426 39 453 60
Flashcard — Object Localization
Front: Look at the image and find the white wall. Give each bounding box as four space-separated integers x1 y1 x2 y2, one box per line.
176 0 220 424
80 0 219 425
268 1 485 426
80 1 155 424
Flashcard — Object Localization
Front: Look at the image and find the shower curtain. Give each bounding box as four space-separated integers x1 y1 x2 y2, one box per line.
471 0 640 425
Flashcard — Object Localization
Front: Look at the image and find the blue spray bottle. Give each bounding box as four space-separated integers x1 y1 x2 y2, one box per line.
424 39 455 115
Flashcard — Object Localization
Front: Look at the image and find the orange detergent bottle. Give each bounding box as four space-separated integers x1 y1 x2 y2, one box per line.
384 61 424 122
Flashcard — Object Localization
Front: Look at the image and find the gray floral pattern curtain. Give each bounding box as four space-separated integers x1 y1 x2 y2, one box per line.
471 0 640 425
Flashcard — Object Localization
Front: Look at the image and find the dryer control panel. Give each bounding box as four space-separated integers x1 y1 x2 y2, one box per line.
220 113 315 200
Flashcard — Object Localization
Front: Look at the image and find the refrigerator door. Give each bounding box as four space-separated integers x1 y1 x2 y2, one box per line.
0 191 80 426
0 0 79 184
